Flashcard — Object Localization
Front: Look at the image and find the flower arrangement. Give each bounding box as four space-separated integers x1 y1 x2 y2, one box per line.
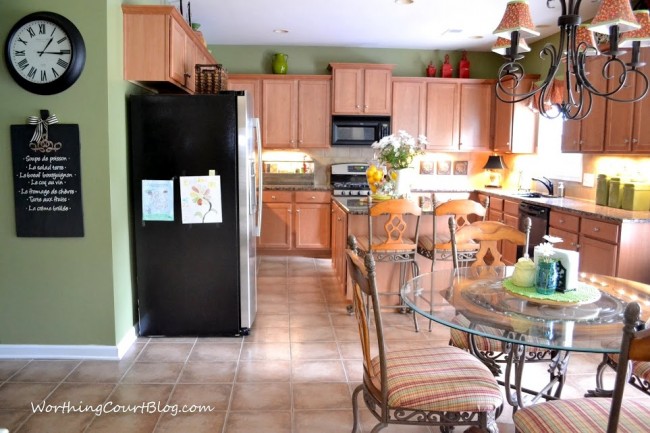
536 242 556 263
371 130 427 170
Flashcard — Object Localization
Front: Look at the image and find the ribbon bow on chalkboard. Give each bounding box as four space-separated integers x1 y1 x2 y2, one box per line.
27 113 58 145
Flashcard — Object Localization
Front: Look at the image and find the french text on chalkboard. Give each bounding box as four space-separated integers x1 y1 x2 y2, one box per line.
11 124 84 237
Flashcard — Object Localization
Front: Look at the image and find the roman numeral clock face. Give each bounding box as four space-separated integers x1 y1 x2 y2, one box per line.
5 12 85 95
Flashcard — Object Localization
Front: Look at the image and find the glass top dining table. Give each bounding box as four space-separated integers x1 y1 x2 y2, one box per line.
401 266 650 354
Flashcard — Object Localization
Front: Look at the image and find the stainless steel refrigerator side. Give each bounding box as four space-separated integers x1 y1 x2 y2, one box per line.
237 93 257 331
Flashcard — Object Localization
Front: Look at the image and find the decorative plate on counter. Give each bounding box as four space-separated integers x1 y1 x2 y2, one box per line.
503 278 602 306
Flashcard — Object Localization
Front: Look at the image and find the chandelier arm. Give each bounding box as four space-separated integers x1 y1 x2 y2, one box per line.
605 69 650 103
581 57 628 98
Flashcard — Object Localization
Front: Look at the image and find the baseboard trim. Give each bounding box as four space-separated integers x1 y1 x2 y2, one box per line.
0 325 138 360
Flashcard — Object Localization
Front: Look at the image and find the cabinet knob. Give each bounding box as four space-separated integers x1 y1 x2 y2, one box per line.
287 209 291 213
296 209 301 213
633 138 638 143
592 226 600 232
576 243 581 250
624 139 629 144
184 72 191 78
311 196 316 200
559 219 565 224
271 195 276 200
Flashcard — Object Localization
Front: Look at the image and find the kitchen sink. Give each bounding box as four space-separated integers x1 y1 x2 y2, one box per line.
512 192 557 198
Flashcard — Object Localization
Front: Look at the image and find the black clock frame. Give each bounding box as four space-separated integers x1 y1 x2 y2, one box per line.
4 11 86 95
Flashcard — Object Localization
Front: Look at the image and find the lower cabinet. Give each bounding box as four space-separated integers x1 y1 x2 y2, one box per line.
549 209 650 283
331 200 348 286
259 190 331 255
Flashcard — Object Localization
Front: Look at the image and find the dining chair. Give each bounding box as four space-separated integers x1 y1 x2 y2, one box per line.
345 236 503 433
513 301 650 433
353 198 421 322
417 195 488 270
592 339 650 397
447 216 552 375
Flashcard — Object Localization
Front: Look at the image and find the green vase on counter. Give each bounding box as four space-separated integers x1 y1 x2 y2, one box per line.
272 53 288 74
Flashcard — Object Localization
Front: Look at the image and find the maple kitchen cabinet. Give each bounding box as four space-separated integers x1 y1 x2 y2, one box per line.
330 200 348 286
391 78 494 151
259 191 331 256
122 5 216 93
262 76 331 149
493 75 539 153
329 63 394 115
228 76 261 120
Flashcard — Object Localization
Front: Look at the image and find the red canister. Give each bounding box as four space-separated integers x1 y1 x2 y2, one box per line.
459 51 470 78
441 54 453 78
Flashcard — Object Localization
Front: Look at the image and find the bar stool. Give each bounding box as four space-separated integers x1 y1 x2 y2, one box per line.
351 198 421 328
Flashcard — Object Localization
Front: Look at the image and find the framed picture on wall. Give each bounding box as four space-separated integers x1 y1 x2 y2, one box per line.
437 160 451 175
453 160 468 175
420 161 435 175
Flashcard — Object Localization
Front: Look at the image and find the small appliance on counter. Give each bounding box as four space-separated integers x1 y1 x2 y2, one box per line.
331 163 371 196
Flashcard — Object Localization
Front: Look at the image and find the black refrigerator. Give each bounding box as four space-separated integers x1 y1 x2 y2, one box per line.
128 92 261 336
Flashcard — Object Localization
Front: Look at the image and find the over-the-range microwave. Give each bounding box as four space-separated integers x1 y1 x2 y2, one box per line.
331 115 391 146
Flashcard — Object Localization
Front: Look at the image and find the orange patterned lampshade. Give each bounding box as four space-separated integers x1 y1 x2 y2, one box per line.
575 24 600 56
620 10 650 47
492 36 531 55
588 0 641 34
493 0 540 39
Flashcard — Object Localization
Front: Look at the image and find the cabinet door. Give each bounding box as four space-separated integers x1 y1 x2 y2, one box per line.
363 68 392 115
510 90 538 153
632 47 650 153
259 202 292 249
228 78 261 119
459 83 493 150
604 52 635 153
549 227 579 251
262 79 297 148
332 68 363 114
561 119 581 152
183 34 196 93
392 80 427 138
169 16 187 88
298 80 331 148
502 213 519 265
425 82 459 150
580 57 607 152
295 203 331 249
493 95 514 152
579 235 618 276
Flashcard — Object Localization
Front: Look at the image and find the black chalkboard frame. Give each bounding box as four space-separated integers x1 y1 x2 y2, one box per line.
10 124 84 237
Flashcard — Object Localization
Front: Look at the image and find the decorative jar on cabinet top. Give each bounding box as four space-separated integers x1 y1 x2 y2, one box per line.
272 53 288 74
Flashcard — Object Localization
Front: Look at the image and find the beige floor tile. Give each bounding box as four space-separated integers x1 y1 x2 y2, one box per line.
189 342 242 362
9 360 79 383
236 360 291 382
66 360 131 383
337 342 363 359
289 313 331 327
292 382 351 410
288 292 326 304
291 360 347 382
178 361 237 383
121 362 184 384
230 382 291 410
0 409 31 431
290 342 340 360
17 412 95 433
251 314 290 328
137 343 193 363
46 382 114 406
0 382 57 410
333 326 360 342
289 302 329 314
168 384 232 410
257 302 290 314
84 412 160 433
243 326 291 343
343 360 363 382
0 360 30 381
293 409 354 433
224 410 291 433
240 342 291 361
109 384 173 406
154 411 226 433
290 326 336 342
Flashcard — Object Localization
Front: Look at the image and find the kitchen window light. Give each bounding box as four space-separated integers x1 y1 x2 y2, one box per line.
534 116 583 182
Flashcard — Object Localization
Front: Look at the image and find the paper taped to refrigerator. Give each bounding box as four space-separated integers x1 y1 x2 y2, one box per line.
142 180 174 221
179 176 223 224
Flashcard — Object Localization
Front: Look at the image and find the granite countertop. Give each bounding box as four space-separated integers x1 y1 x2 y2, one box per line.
333 189 650 222
477 188 650 223
264 184 331 191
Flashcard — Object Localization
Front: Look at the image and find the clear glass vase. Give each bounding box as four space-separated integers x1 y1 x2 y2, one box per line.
535 260 558 295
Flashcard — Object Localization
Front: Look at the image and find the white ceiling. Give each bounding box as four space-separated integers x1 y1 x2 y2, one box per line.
185 0 601 51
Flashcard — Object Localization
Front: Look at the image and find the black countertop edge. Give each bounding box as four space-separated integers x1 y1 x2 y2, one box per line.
264 185 332 191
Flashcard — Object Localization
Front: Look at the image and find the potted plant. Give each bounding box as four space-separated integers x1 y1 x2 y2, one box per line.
371 130 426 197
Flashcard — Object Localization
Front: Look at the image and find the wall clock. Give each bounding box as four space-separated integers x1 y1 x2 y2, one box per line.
4 11 86 95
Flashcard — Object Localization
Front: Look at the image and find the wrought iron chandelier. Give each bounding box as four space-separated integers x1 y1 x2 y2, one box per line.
493 0 650 120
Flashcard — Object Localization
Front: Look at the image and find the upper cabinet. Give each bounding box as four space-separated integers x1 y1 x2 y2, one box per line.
122 5 216 93
329 63 394 115
391 77 494 151
493 76 539 153
228 76 262 120
262 76 331 149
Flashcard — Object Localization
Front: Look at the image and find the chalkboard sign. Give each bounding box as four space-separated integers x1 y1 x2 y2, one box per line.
10 124 84 237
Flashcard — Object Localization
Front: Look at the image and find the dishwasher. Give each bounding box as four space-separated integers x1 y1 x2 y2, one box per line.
518 202 550 258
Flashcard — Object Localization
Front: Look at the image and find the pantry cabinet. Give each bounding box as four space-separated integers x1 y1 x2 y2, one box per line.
262 76 331 149
330 63 394 115
122 5 216 93
259 191 331 255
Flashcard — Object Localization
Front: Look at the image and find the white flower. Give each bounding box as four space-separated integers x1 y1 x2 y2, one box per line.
371 130 426 170
537 242 555 260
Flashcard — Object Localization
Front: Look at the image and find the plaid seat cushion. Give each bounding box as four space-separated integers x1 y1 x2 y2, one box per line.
633 361 650 383
370 346 502 412
450 314 549 354
513 397 650 433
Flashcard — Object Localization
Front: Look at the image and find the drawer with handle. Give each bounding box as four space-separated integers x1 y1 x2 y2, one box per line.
263 191 292 202
549 211 580 233
580 218 619 243
295 191 331 203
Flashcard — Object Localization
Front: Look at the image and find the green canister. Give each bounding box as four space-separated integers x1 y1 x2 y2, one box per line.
607 177 622 208
595 174 609 206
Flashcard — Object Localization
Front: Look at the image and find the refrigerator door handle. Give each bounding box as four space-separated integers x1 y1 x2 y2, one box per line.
255 117 263 237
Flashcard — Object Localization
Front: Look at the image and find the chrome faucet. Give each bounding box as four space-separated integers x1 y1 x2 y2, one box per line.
532 177 554 196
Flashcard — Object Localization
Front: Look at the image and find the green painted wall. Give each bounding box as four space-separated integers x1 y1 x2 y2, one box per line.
0 0 135 346
210 45 505 78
